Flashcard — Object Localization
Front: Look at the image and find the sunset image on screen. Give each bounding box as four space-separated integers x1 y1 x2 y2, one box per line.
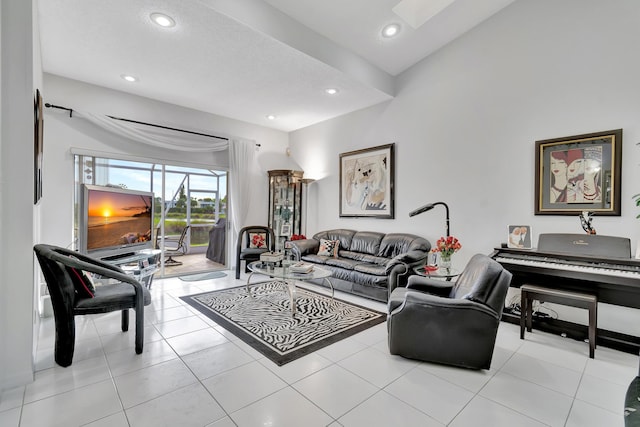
86 189 152 250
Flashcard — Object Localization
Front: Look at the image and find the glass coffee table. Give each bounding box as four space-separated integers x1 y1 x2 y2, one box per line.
246 261 334 316
413 265 461 281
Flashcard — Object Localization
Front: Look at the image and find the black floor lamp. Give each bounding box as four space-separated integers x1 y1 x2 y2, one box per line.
409 201 450 237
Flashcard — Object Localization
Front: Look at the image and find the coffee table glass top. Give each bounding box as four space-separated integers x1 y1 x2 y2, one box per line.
246 261 334 316
248 261 332 280
413 265 461 280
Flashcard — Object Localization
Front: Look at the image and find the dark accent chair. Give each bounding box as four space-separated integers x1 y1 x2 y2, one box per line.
235 225 275 279
163 225 190 266
387 254 512 369
34 244 151 367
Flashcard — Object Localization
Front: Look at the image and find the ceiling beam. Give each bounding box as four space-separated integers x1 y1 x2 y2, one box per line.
198 0 396 97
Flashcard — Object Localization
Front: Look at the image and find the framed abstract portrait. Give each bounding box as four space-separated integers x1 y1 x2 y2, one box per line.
339 143 394 218
535 129 622 216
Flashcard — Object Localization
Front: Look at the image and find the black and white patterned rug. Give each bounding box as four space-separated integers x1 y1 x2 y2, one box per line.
180 281 386 365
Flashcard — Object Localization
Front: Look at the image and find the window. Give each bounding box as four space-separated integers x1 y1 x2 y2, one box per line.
74 155 227 273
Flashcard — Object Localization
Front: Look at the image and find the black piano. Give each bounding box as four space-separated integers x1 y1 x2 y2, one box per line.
491 233 640 352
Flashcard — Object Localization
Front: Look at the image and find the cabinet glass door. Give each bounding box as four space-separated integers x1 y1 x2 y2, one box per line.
268 170 303 251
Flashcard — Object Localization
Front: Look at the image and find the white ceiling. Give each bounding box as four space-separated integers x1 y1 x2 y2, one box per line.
37 0 515 132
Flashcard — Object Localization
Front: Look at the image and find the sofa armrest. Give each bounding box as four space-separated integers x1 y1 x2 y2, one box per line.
396 290 499 319
290 239 319 260
384 250 428 274
385 249 429 300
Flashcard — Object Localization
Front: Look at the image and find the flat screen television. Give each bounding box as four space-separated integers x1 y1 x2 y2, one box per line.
78 184 154 259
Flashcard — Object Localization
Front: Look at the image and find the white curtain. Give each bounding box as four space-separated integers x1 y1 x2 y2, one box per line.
76 111 229 152
229 138 256 237
72 109 257 242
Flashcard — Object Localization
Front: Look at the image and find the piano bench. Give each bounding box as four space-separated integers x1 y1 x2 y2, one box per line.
519 284 597 358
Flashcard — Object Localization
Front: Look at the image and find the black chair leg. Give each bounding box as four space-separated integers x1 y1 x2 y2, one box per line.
135 306 144 354
121 309 129 332
164 255 182 266
235 259 242 279
54 315 76 367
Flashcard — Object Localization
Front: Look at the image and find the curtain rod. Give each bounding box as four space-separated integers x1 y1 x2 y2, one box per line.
44 103 239 143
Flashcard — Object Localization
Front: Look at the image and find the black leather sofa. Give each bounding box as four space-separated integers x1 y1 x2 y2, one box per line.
290 229 430 302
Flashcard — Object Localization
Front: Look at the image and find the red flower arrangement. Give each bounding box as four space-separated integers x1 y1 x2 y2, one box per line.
290 234 306 241
432 235 462 258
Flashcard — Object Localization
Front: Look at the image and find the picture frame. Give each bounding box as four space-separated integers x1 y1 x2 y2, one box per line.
535 129 622 215
280 223 291 236
34 89 44 205
507 225 532 249
339 143 394 218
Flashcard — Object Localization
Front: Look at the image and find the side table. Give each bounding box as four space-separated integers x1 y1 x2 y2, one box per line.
103 249 161 289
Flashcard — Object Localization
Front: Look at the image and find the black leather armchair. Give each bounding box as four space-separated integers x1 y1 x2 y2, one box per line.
235 225 275 279
387 254 512 369
34 244 151 367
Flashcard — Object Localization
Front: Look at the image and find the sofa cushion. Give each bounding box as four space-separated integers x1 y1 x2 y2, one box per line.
302 254 330 264
378 233 430 258
322 265 355 282
313 230 355 253
349 271 388 286
349 231 384 256
325 257 363 270
339 250 389 266
317 239 339 257
354 263 386 276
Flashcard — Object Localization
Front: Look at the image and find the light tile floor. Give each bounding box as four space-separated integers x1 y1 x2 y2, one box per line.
1 273 636 426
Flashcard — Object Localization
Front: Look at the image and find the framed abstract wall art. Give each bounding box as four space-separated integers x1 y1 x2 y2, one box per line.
339 143 394 218
535 129 622 215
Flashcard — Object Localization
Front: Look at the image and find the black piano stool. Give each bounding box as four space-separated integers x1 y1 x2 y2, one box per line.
520 284 597 358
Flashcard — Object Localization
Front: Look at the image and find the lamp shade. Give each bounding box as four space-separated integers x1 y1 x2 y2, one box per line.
409 201 450 237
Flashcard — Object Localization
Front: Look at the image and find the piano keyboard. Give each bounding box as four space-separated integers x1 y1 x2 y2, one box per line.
494 254 640 280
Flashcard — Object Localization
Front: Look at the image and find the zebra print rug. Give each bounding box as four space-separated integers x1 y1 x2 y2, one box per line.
180 281 386 365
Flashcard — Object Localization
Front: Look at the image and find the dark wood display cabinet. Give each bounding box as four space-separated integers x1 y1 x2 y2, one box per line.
267 170 304 251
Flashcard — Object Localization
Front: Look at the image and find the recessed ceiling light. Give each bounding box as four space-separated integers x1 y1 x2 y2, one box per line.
150 12 176 28
325 88 339 95
382 23 401 38
120 74 138 82
266 114 277 120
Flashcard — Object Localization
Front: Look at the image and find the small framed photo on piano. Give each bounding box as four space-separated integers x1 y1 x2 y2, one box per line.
535 129 622 216
507 225 532 249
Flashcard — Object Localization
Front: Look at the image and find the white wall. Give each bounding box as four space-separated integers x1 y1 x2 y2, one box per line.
0 0 36 390
41 74 290 250
290 0 640 336
0 74 290 390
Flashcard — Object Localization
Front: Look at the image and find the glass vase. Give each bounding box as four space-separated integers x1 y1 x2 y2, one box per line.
439 253 452 269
